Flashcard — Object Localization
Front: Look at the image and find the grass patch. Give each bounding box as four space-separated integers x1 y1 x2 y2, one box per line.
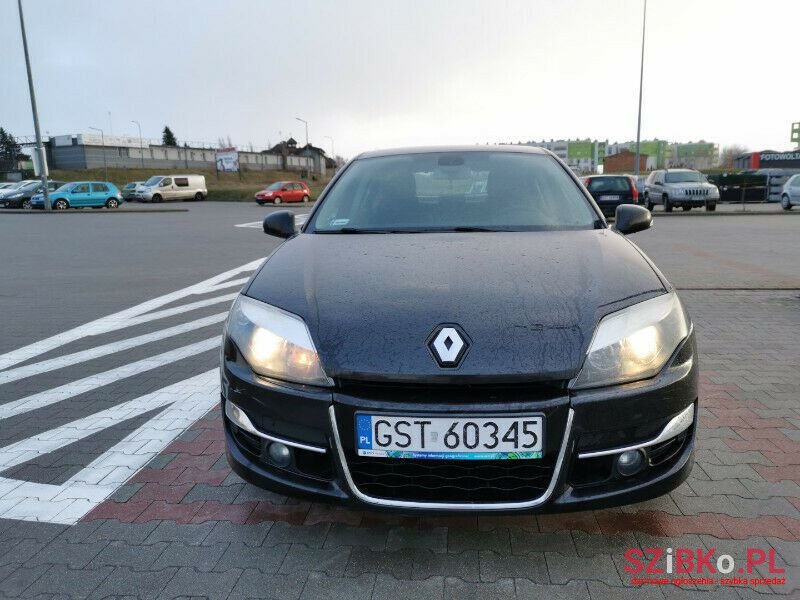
47 167 331 202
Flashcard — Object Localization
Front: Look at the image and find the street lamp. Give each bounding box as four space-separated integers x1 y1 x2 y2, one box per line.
131 120 144 168
89 126 107 182
16 0 50 210
634 0 647 177
295 117 309 147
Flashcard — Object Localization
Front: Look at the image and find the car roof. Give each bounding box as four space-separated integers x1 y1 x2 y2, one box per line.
586 174 629 178
664 168 698 173
356 145 549 160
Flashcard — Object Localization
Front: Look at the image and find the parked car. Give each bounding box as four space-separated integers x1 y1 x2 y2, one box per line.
582 175 639 217
1 180 65 209
254 181 310 205
0 180 37 200
121 181 144 201
781 174 800 210
644 169 719 212
134 175 207 202
223 146 697 513
30 181 122 210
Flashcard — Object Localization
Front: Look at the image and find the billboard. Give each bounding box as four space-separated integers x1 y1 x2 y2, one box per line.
215 150 239 172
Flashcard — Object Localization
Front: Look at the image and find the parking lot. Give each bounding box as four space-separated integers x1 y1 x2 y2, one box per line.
0 204 799 599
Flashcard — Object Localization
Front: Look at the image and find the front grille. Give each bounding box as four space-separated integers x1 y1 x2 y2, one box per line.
334 400 569 505
346 453 557 503
684 188 708 197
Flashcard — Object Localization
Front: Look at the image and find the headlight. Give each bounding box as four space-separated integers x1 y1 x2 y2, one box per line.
571 292 689 389
225 295 331 387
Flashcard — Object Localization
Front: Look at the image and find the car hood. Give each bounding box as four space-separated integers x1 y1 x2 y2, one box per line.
245 230 667 384
664 181 717 189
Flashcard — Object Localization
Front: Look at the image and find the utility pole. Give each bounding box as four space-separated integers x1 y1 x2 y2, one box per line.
634 0 647 177
89 126 107 182
17 0 50 210
131 120 144 168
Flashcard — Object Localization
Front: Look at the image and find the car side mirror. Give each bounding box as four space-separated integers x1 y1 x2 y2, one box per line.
263 210 296 239
614 204 652 235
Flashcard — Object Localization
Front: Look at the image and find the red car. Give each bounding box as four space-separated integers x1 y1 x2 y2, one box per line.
254 181 311 205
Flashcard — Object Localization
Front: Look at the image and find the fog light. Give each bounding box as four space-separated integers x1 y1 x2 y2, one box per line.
268 442 292 467
616 450 645 477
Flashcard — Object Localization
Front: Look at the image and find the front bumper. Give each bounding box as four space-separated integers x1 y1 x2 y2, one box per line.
222 331 698 513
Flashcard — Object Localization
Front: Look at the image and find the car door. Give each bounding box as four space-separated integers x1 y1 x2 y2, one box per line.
160 177 174 200
291 183 304 202
90 183 110 206
650 171 664 202
791 175 800 203
69 183 91 207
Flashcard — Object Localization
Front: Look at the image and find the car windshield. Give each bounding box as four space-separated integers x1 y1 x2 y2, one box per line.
124 183 136 189
143 176 163 186
266 182 284 191
587 177 630 192
55 184 72 192
665 171 702 183
310 151 599 233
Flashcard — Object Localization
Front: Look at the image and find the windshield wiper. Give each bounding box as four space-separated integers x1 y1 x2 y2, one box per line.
451 226 503 232
323 227 389 234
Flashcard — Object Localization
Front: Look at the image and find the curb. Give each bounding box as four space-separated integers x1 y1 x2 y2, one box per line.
1 208 190 214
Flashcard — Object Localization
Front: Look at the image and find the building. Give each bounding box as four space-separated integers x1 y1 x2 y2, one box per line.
733 149 800 170
523 139 607 173
603 149 648 174
606 140 718 170
45 133 319 174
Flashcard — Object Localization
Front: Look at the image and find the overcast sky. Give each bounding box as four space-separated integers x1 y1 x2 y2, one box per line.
2 0 798 158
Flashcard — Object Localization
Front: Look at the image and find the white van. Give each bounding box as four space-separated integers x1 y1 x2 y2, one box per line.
135 175 207 202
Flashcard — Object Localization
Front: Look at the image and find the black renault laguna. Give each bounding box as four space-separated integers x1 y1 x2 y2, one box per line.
220 146 697 512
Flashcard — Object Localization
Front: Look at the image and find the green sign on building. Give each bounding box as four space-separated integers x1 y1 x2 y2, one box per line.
792 122 799 145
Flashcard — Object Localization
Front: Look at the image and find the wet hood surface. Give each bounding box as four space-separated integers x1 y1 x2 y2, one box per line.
246 229 666 384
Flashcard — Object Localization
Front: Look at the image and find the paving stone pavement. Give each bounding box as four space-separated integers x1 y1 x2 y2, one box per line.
1 207 799 598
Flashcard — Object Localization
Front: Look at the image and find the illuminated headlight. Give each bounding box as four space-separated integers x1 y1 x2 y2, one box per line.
571 292 689 389
225 295 331 387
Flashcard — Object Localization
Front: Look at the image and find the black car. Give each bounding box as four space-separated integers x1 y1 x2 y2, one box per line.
1 180 65 209
221 146 697 513
583 174 639 217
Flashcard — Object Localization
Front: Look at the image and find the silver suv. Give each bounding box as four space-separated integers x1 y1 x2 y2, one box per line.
644 169 720 212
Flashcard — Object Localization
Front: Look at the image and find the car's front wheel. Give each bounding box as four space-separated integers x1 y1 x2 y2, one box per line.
21 199 31 210
53 199 68 210
663 195 672 212
152 194 162 203
782 195 793 210
273 196 282 204
106 198 119 209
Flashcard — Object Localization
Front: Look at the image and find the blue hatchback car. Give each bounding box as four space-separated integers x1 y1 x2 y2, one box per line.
31 181 123 210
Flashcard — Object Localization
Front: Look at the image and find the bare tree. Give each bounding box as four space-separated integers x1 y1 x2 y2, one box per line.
719 144 749 168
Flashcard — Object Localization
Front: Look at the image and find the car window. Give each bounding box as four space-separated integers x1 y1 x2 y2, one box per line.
310 151 599 233
144 176 162 186
161 177 172 186
665 171 702 183
175 177 189 187
293 183 303 190
792 176 800 188
73 184 90 193
587 177 630 193
91 183 109 193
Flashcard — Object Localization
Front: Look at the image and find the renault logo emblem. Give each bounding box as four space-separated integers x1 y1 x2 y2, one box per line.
427 324 470 368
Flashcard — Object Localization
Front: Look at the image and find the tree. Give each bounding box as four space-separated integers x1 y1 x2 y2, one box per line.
719 144 749 168
162 126 177 146
0 127 23 161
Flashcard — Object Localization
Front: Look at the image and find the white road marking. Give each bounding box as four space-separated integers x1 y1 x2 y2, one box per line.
0 312 228 385
0 258 264 372
0 260 266 524
0 338 219 420
236 212 309 229
0 369 219 524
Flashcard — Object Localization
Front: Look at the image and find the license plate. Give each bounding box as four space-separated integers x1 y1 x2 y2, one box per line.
355 414 544 460
599 195 621 201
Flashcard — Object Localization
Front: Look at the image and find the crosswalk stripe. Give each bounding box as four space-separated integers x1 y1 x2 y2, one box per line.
0 337 219 420
0 313 228 385
0 258 263 372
